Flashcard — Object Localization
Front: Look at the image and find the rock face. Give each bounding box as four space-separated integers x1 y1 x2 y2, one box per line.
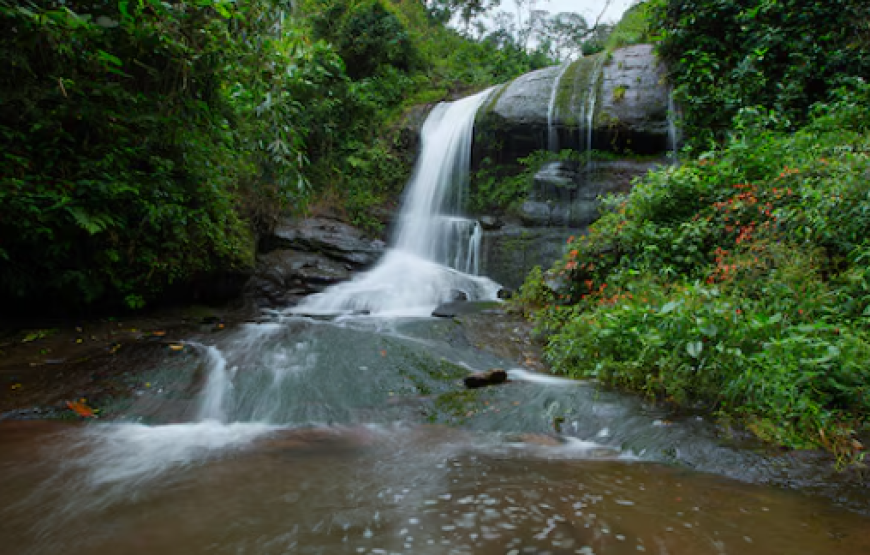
472 44 674 289
475 44 672 165
249 217 386 307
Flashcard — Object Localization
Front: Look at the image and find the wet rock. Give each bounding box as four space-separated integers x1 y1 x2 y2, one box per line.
481 226 580 290
518 200 553 227
598 44 672 151
249 250 355 307
450 290 469 302
249 217 387 308
471 45 673 287
475 44 671 168
261 217 386 267
478 215 503 230
291 310 371 320
432 301 501 318
463 368 508 389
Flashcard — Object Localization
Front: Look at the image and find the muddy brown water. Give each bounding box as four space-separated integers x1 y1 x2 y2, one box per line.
1 421 869 555
1 314 869 554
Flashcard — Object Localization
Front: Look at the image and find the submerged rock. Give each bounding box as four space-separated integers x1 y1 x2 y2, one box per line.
432 300 501 318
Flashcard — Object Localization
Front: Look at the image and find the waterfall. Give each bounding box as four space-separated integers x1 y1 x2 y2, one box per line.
546 61 572 153
582 54 606 161
197 345 231 422
291 88 501 317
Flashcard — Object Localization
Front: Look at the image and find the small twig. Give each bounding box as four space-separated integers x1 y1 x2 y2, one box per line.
57 77 67 98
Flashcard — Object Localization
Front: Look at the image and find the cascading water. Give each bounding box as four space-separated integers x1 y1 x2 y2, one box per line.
546 60 572 153
290 88 501 317
582 54 606 162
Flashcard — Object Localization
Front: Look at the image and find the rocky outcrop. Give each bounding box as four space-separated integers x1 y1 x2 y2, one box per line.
475 44 672 166
249 217 386 307
481 225 580 290
472 44 674 289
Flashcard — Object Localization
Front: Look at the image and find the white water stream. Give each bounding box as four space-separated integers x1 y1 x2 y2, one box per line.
583 54 606 159
547 61 572 153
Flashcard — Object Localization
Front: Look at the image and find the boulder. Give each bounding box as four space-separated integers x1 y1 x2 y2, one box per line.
249 217 387 308
262 217 386 267
474 44 672 167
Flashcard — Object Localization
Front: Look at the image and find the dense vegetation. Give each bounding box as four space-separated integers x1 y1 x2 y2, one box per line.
653 0 870 148
0 0 562 313
517 0 870 459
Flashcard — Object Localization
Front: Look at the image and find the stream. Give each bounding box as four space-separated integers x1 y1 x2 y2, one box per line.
1 87 869 555
1 312 869 555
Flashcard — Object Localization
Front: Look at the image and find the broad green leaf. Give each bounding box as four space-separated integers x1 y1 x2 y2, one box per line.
97 50 123 67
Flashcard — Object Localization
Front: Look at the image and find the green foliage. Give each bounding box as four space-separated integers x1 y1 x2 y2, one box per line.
604 0 662 51
469 149 584 213
526 85 870 457
0 0 349 311
511 265 556 318
306 0 419 80
653 0 870 147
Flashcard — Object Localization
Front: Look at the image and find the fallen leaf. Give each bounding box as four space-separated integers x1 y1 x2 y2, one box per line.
168 344 184 351
66 399 97 418
10 383 22 390
151 330 167 337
